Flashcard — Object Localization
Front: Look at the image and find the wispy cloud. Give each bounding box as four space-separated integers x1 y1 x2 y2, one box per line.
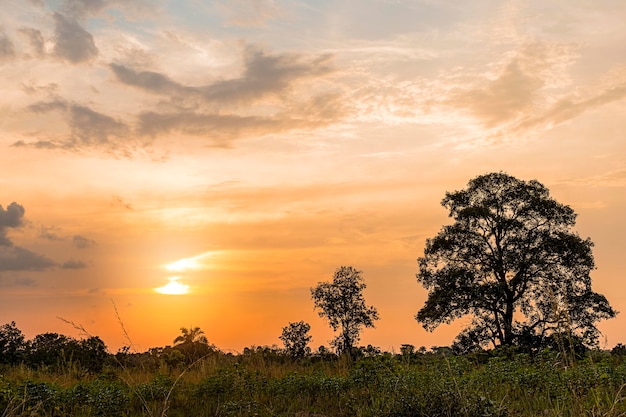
111 45 335 105
15 99 130 152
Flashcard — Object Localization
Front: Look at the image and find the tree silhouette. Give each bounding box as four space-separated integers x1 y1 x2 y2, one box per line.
173 326 208 346
416 172 616 352
172 326 212 363
279 321 312 358
311 266 379 357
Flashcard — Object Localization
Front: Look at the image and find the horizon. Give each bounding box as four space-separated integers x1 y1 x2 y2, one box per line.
1 0 625 353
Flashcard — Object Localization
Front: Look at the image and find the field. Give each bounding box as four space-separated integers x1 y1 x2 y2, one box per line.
2 347 626 417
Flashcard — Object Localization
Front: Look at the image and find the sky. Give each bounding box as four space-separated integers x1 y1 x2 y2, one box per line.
1 0 625 353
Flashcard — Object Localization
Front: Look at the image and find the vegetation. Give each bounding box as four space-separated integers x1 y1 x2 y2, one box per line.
311 266 380 357
416 172 615 353
1 172 619 416
279 321 312 358
2 323 626 417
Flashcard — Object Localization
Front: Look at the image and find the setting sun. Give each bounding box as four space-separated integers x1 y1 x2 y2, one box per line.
154 277 190 295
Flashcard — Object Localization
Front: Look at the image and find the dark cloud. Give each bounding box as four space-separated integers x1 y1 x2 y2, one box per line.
61 259 88 269
73 235 97 249
111 46 335 105
39 226 64 241
53 13 98 63
0 31 16 62
19 28 45 57
0 246 56 271
0 203 26 247
69 104 128 145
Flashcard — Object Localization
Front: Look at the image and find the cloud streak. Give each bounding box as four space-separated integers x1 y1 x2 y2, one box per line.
110 46 335 105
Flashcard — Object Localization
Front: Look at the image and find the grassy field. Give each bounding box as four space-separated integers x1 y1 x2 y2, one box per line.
2 347 626 417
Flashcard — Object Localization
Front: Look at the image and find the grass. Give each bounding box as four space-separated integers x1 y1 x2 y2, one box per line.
3 348 626 416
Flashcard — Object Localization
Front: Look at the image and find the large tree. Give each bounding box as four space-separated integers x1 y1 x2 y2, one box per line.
311 266 379 356
416 172 615 351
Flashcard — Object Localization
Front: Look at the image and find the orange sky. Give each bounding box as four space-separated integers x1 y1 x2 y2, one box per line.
1 0 625 353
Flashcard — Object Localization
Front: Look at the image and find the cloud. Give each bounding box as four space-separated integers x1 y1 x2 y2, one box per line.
0 31 16 62
18 99 130 151
0 246 56 271
39 226 64 241
59 0 108 18
19 28 45 57
137 93 346 141
454 58 543 127
556 168 626 188
111 46 335 105
0 277 38 288
61 259 88 269
0 203 26 247
511 82 626 134
73 235 97 249
111 195 133 211
52 13 98 63
58 0 157 19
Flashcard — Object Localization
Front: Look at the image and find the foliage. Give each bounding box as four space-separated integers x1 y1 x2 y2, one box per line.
279 321 312 358
0 322 26 364
311 266 379 356
416 172 616 351
3 347 626 416
172 326 216 363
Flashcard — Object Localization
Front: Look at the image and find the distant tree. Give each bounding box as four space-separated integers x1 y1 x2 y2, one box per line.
311 266 379 357
173 326 214 363
174 326 208 345
25 332 107 372
416 172 616 352
0 321 26 364
279 321 312 358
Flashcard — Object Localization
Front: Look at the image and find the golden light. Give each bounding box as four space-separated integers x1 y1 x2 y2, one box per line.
154 276 190 295
164 251 215 272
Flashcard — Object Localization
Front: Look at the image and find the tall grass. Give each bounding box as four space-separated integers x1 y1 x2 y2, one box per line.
3 349 626 416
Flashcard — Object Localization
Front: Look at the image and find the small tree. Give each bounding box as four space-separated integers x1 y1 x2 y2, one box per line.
279 321 312 358
0 321 26 364
416 172 616 352
311 266 379 356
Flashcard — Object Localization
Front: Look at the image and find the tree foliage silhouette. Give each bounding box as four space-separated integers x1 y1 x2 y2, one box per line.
311 266 379 356
173 326 212 363
416 172 616 352
279 321 312 358
173 326 208 346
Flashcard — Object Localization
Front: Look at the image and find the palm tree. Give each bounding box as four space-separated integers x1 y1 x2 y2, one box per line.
173 326 208 346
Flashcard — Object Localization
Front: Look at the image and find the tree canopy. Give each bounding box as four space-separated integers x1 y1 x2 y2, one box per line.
416 172 616 352
311 266 379 356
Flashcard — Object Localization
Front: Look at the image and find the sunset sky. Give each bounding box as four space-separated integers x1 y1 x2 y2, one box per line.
1 0 625 353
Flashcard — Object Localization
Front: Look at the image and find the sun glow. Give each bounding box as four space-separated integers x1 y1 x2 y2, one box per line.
165 251 216 272
154 276 190 295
